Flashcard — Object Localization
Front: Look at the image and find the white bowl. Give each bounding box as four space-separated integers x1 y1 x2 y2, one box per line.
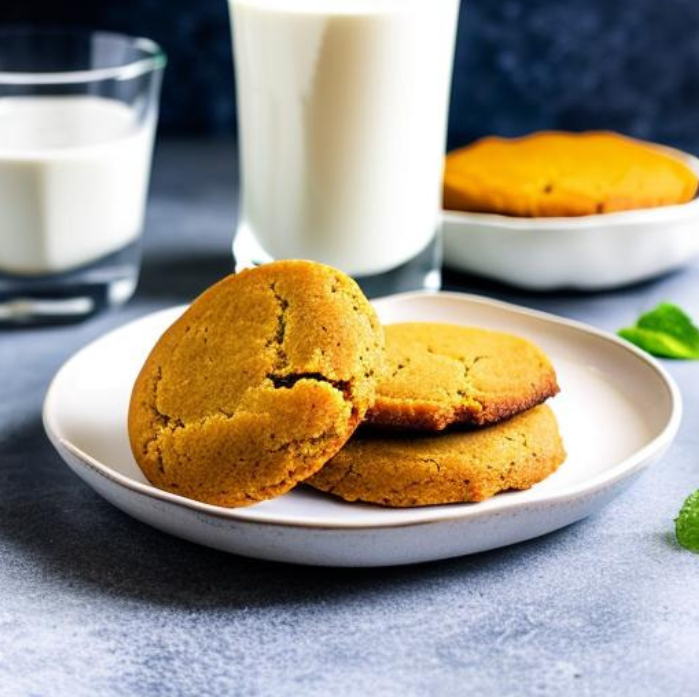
43 292 681 567
443 147 699 290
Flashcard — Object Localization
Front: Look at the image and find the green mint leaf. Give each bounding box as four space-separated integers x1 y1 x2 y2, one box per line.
618 302 699 359
675 489 699 553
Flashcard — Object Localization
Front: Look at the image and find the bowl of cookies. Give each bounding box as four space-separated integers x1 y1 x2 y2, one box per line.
43 261 680 566
443 131 699 290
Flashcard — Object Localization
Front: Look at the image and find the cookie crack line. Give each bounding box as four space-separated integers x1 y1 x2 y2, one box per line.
267 371 353 400
326 462 358 494
268 282 289 369
455 354 487 400
410 348 488 412
142 367 182 463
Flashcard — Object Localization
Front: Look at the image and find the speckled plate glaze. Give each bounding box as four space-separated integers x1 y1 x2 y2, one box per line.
443 147 699 290
43 292 682 567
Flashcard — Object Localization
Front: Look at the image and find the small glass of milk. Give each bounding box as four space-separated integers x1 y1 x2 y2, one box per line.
229 0 461 296
0 28 165 324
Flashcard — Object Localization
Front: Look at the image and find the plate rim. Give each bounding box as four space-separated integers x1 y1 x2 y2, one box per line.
43 291 683 531
442 198 699 230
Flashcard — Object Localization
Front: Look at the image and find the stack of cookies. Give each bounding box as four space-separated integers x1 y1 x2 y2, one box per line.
128 260 565 509
309 323 564 507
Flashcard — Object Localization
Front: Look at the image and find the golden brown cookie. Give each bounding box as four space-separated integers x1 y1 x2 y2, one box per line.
444 131 699 217
367 323 559 431
308 405 565 506
128 260 384 508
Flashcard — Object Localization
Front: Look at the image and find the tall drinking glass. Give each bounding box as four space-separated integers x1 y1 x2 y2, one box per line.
229 0 460 296
0 28 165 324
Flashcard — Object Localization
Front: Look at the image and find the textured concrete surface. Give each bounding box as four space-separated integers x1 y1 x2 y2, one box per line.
1 142 699 696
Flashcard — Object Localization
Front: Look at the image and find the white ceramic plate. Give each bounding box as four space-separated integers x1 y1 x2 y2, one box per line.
443 147 699 290
44 292 681 567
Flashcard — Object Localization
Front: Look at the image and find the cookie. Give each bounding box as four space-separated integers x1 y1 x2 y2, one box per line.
367 323 559 431
308 405 565 506
128 260 384 507
444 131 699 217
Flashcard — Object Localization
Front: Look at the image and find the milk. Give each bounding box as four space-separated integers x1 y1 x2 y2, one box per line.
230 0 460 276
0 96 154 276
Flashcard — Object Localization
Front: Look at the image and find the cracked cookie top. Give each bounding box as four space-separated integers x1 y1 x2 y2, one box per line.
127 260 384 507
308 405 566 507
367 323 559 431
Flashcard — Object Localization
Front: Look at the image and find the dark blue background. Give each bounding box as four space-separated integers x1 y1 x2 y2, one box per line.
2 0 699 151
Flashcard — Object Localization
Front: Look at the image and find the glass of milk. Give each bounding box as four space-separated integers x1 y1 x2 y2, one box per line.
229 0 461 296
0 28 165 324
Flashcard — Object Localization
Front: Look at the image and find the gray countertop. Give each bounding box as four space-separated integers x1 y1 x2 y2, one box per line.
1 140 698 697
